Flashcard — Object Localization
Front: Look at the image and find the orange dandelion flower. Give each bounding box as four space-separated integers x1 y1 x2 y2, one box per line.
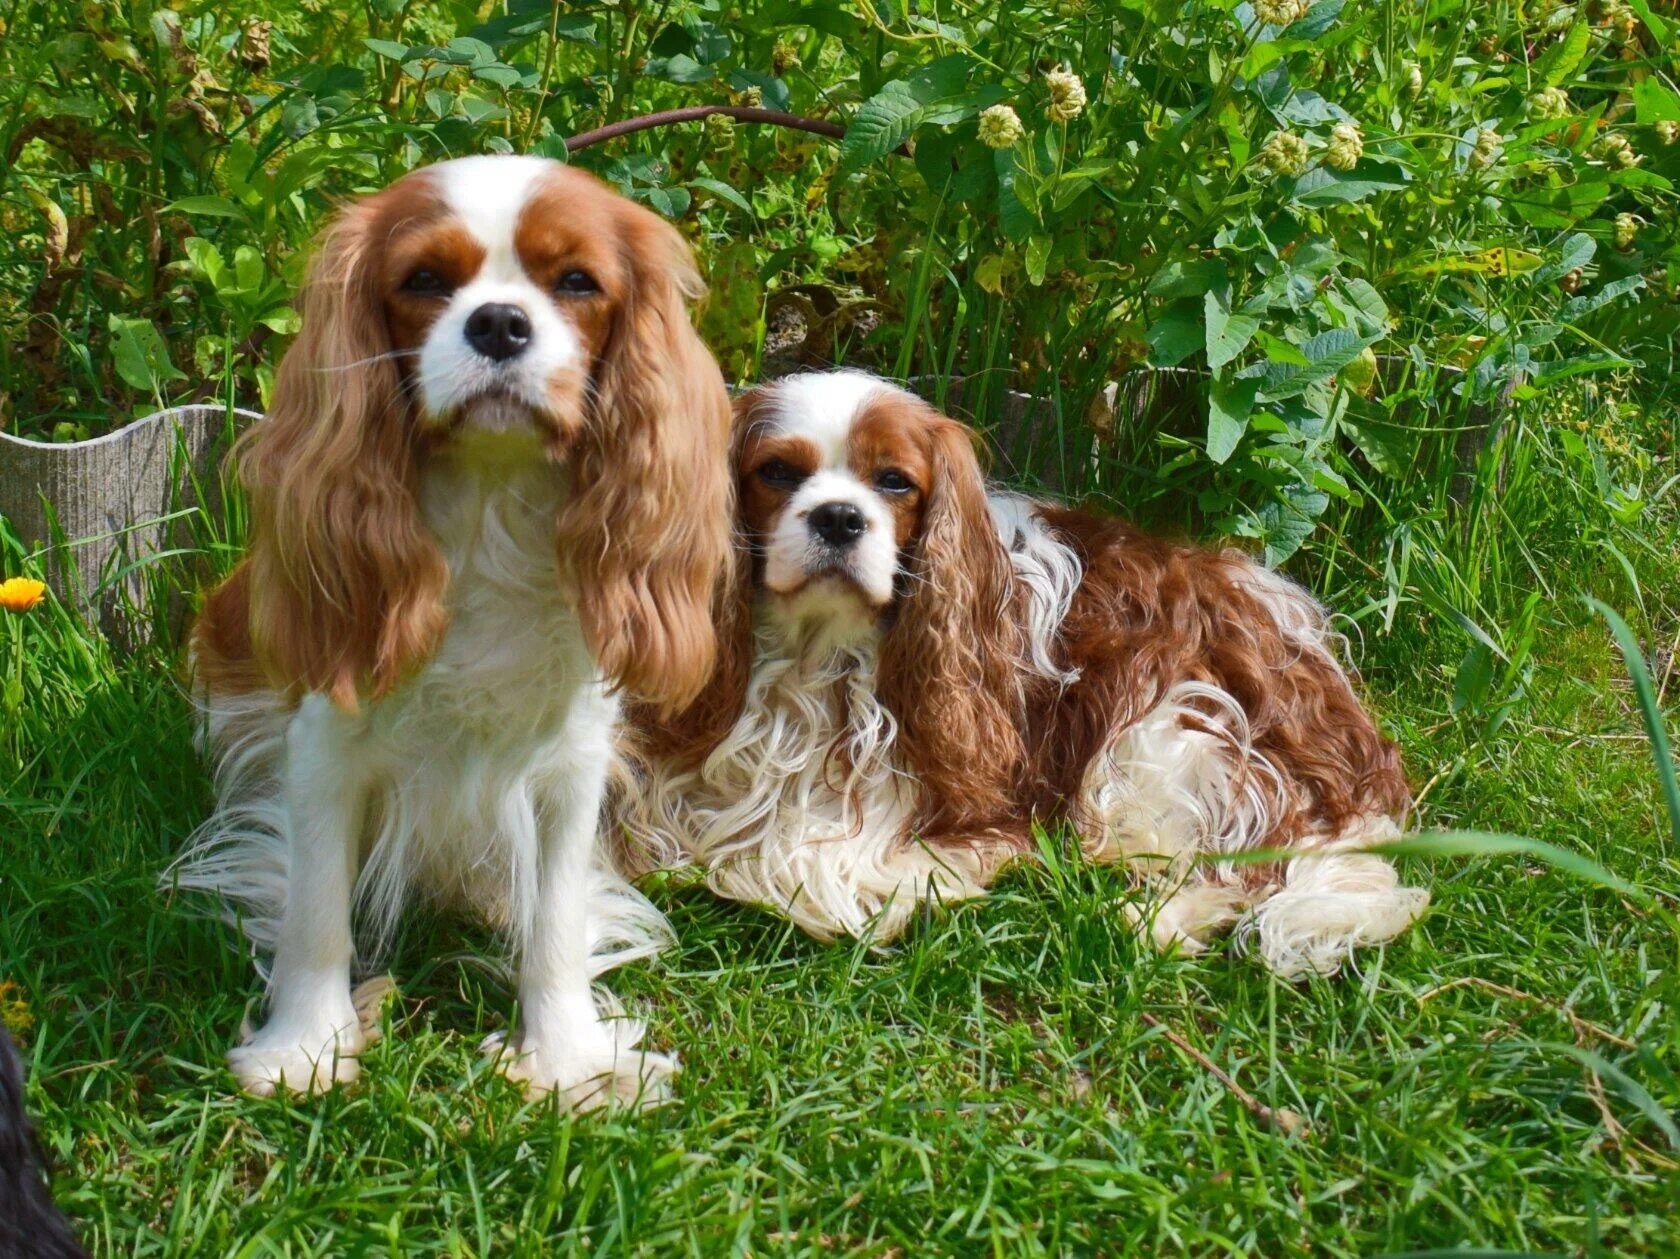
0 577 46 614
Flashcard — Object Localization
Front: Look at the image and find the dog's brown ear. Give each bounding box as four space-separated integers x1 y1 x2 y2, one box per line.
627 393 758 765
558 200 734 719
878 412 1029 834
239 197 449 710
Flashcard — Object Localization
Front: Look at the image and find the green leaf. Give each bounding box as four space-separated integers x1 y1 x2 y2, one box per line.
1535 21 1590 90
1207 376 1258 464
1024 234 1052 286
1204 291 1259 372
687 177 754 216
1146 301 1204 368
1288 167 1408 207
837 55 973 176
1624 0 1670 43
1147 258 1227 300
107 315 185 395
1340 278 1390 332
473 64 524 88
232 245 264 293
182 237 227 289
1559 275 1644 322
1536 233 1595 284
1261 327 1380 399
1280 0 1345 40
994 147 1036 242
166 195 244 219
363 38 409 61
1632 78 1680 124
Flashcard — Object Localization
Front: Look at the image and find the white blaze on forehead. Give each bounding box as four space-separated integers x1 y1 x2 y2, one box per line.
763 369 905 465
432 154 558 279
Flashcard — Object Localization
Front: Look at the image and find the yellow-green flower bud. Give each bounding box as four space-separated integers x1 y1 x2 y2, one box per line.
1258 129 1311 177
979 104 1026 149
1325 121 1363 171
1044 68 1087 123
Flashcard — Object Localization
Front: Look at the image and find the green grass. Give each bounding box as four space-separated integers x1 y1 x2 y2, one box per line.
3 390 1679 1256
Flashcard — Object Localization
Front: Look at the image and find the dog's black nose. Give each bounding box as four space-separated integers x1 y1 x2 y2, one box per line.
464 303 532 362
808 501 868 547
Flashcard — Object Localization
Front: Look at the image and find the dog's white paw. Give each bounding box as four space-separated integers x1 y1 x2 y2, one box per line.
229 991 379 1098
480 1029 677 1111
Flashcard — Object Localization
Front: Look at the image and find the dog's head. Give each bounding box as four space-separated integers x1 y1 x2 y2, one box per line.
237 157 733 714
659 370 1030 830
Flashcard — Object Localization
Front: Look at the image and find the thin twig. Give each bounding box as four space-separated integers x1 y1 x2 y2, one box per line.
1416 976 1636 1050
1140 1012 1309 1137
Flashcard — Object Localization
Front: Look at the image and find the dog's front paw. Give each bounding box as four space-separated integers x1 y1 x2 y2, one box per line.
480 1029 677 1111
229 990 381 1098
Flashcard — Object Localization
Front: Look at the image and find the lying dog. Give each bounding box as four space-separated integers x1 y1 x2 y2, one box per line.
0 1028 84 1258
620 370 1427 977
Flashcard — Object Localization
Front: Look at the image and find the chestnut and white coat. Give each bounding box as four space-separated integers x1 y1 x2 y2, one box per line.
168 156 732 1104
619 371 1428 978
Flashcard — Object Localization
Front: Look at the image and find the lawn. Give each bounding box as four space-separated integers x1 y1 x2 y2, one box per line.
3 406 1678 1253
4 0 1680 1254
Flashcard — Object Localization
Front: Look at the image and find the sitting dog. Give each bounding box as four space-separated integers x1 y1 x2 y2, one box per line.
169 156 733 1104
1 1028 85 1258
619 370 1427 977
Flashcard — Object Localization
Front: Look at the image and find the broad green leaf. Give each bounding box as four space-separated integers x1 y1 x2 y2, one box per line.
1340 278 1390 332
1559 275 1644 322
1147 258 1227 300
107 315 186 394
363 37 409 60
838 55 973 175
166 195 244 219
1146 301 1204 368
1535 232 1595 284
1024 234 1052 286
1260 327 1381 399
1535 21 1590 89
688 177 754 216
1207 376 1259 464
994 147 1036 241
1280 0 1346 41
1204 291 1259 371
182 237 227 289
1624 0 1670 43
1288 167 1408 207
1632 78 1680 124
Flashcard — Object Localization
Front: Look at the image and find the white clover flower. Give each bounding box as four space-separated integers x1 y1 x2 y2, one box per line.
1595 132 1641 169
1657 121 1680 146
1529 86 1571 122
1258 129 1311 177
1254 0 1310 27
1325 121 1364 171
1403 61 1424 100
1469 127 1502 170
1044 68 1087 123
979 103 1026 149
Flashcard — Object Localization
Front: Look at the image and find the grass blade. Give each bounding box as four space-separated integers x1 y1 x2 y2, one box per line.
1585 597 1680 853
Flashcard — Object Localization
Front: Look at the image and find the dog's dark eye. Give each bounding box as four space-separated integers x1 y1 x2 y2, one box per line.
402 269 450 296
875 469 915 494
756 459 805 490
555 269 599 295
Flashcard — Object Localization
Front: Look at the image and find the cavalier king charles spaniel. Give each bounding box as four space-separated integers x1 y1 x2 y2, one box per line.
620 370 1428 978
169 156 732 1104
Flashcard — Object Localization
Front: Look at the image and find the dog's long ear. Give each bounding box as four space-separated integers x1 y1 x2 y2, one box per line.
239 198 449 710
878 414 1029 834
559 203 733 718
630 393 757 763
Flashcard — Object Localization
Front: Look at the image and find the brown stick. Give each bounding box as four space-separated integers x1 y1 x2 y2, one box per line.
563 105 907 155
1140 1012 1309 1137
